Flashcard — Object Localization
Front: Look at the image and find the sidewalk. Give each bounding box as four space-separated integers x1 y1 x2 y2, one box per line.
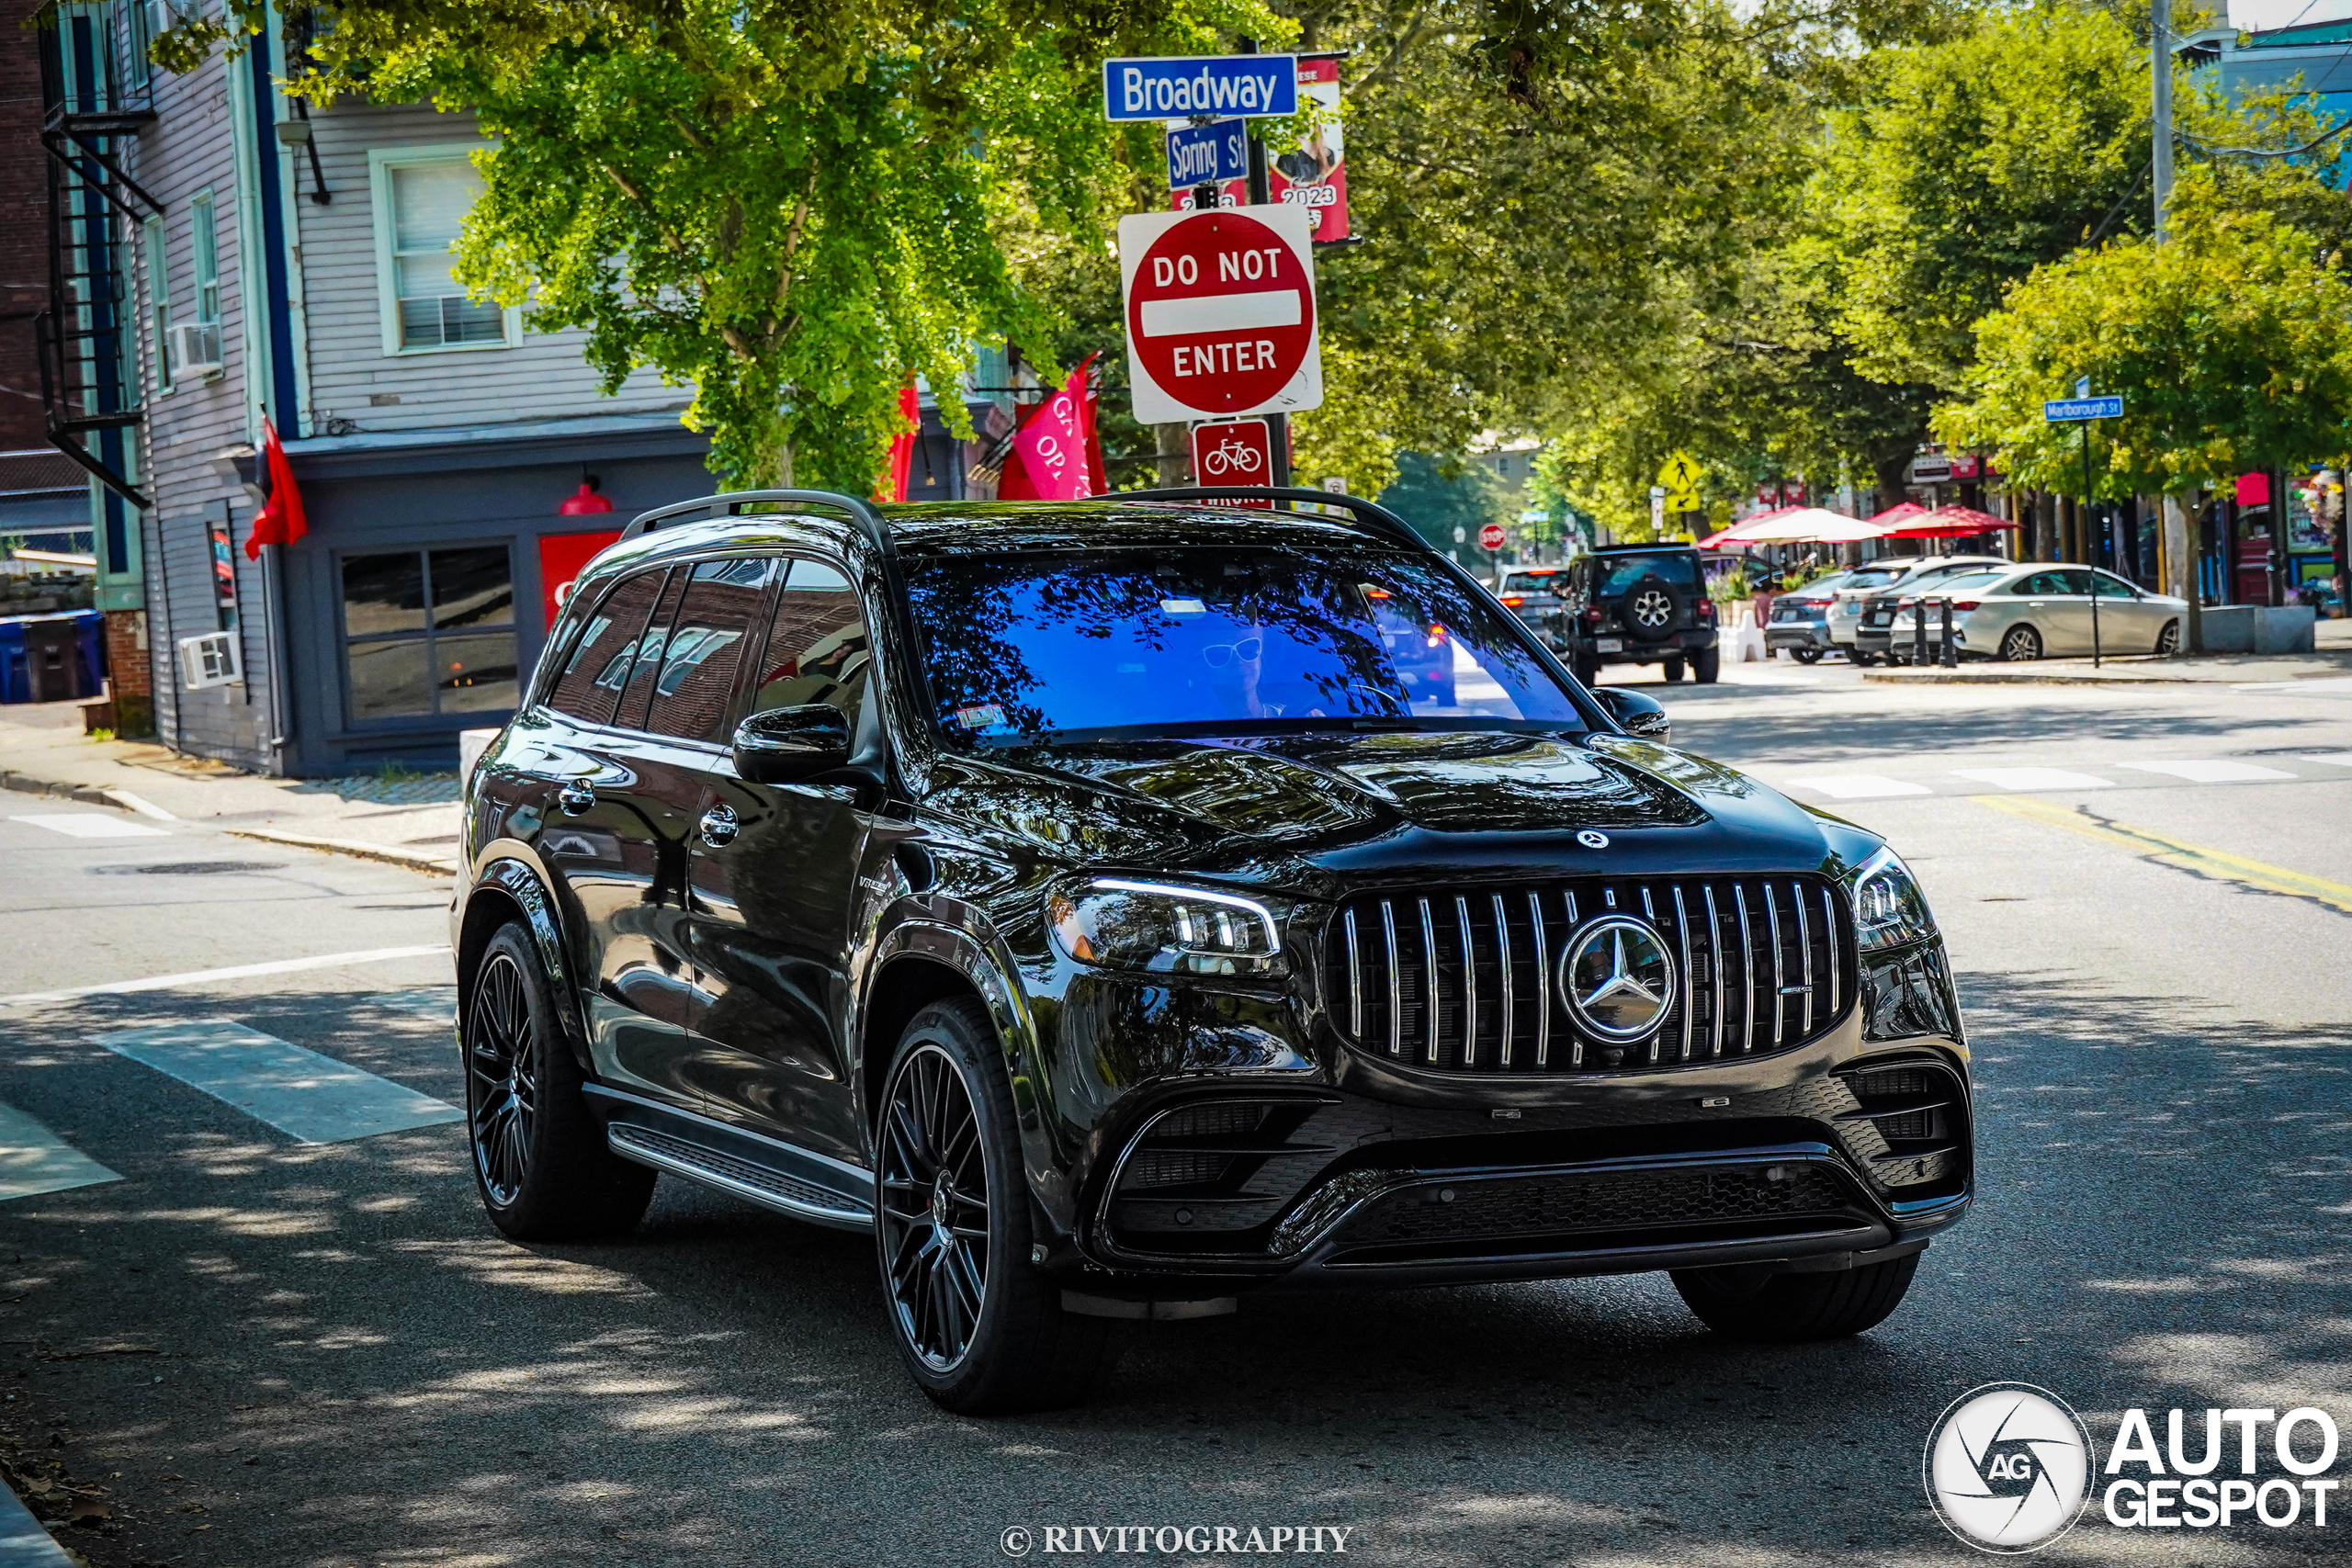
1863 617 2352 686
0 702 461 875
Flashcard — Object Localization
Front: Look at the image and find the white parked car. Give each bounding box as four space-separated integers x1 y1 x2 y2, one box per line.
1870 565 2186 660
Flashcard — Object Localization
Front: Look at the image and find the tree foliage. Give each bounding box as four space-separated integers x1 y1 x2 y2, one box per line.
1935 174 2352 502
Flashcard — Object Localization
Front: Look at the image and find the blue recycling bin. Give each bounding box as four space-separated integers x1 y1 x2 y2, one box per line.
0 611 105 705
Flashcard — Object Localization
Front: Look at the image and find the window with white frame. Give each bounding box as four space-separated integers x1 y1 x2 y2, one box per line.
370 149 515 354
143 216 169 393
190 189 219 325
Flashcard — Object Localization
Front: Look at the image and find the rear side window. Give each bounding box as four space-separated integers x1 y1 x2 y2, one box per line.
750 560 871 721
614 570 692 731
1596 552 1700 597
644 558 780 744
546 568 668 724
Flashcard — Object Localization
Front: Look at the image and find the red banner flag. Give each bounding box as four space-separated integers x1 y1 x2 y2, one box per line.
244 418 309 559
879 383 921 502
1001 354 1099 502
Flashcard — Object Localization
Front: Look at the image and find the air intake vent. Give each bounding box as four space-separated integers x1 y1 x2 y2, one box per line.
1833 1056 1967 1194
1323 874 1852 1075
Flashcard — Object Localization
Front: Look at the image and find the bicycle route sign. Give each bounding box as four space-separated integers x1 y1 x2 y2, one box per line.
1190 419 1274 489
1118 203 1323 425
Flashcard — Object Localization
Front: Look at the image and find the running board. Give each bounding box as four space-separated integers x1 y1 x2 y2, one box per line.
584 1086 875 1232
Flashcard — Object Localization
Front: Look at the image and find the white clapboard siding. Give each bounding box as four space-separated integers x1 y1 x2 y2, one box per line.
296 101 688 437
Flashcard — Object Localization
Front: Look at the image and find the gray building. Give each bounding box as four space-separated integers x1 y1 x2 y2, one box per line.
39 1 713 775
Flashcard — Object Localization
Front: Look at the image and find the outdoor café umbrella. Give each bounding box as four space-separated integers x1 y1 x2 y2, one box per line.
1727 507 1892 545
1877 504 2016 540
1694 508 1792 550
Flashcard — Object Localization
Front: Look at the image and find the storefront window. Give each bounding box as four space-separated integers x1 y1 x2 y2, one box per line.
341 547 518 724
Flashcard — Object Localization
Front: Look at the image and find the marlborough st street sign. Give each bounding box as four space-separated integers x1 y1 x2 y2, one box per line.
1103 55 1299 121
1117 203 1323 425
2043 395 2124 422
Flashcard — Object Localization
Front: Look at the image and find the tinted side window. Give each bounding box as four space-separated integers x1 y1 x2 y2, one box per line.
615 569 691 732
547 569 667 724
645 558 780 744
2051 570 2095 596
751 560 871 719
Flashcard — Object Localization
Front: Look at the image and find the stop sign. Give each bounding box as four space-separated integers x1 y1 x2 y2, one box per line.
1119 203 1322 426
1478 522 1507 551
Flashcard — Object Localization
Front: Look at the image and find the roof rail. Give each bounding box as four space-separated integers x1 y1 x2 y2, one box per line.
1128 486 1429 554
618 488 888 553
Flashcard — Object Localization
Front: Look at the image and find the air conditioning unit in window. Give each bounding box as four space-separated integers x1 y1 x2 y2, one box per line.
178 631 241 690
168 321 222 379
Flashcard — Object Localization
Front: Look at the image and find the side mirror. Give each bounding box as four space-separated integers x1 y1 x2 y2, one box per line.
732 704 851 784
1589 686 1669 743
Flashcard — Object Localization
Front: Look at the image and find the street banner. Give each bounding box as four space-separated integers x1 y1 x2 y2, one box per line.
1164 56 1350 243
1003 355 1099 501
1103 55 1297 121
1118 203 1322 425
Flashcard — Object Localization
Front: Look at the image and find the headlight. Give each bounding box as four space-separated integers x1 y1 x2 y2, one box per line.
1046 878 1284 976
1847 848 1938 953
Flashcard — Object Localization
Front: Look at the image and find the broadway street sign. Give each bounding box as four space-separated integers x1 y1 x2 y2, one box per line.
2043 395 2123 422
1103 55 1299 121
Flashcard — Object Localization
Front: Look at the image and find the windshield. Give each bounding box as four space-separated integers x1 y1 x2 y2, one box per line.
1843 568 1904 590
1501 571 1562 592
1596 552 1702 596
1925 570 2008 596
905 546 1588 748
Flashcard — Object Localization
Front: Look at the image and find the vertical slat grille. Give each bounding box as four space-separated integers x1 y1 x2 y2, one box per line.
1326 874 1852 1075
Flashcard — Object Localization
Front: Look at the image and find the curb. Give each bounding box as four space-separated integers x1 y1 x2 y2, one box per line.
1863 669 2186 686
0 771 177 818
224 828 459 877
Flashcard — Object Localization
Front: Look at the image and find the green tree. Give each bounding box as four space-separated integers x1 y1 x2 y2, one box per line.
1376 451 1510 558
1936 175 2352 645
165 0 1283 490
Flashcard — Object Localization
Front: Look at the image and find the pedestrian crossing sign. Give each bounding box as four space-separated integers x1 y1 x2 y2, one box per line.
1657 451 1703 496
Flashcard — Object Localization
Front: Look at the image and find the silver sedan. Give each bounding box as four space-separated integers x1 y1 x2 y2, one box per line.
1894 565 2186 660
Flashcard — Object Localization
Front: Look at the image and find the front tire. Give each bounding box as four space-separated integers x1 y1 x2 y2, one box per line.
1846 649 1875 667
1999 624 2043 662
1692 646 1720 683
464 922 655 1240
875 998 1110 1414
1661 655 1687 682
1791 647 1822 665
1671 1252 1920 1342
1571 649 1601 687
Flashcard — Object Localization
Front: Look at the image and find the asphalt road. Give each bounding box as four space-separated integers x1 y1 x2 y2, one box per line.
3 661 2350 1567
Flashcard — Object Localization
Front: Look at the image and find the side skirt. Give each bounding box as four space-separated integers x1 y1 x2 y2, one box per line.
583 1084 876 1232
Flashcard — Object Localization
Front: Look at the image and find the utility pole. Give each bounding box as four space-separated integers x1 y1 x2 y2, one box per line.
1238 37 1292 488
2151 5 2174 243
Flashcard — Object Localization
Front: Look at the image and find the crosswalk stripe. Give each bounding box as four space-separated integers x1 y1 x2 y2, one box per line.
1952 767 2114 791
2308 753 2352 769
2118 761 2296 784
0 1100 122 1201
1975 795 2352 915
1786 773 1933 799
0 944 451 1007
8 812 168 840
95 1021 463 1145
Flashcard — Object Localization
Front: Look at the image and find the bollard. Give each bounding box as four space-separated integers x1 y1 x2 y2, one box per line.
1913 601 1927 666
1939 600 1957 667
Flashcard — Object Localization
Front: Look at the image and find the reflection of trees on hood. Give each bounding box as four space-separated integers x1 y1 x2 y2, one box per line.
909 551 1502 743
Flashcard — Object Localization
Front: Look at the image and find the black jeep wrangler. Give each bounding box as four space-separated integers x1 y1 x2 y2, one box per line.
1554 545 1721 685
453 487 1967 1414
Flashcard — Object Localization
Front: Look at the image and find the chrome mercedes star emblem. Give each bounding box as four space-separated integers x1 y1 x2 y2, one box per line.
1557 915 1676 1043
1577 829 1610 849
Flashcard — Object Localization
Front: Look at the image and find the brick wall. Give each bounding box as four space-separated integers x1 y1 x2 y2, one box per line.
0 0 51 450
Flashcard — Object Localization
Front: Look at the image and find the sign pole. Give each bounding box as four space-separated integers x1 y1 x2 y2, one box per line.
1239 37 1291 490
2083 421 2101 668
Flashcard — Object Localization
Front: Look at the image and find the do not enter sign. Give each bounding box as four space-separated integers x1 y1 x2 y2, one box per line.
1118 203 1323 426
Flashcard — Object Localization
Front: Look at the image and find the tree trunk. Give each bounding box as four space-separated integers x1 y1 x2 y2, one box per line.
773 442 795 491
1155 422 1191 487
2162 493 2199 654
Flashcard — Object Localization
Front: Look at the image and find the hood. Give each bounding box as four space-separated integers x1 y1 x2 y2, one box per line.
917 728 1872 899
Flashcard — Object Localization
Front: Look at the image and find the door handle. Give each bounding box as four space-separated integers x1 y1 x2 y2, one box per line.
698 804 740 846
558 780 596 816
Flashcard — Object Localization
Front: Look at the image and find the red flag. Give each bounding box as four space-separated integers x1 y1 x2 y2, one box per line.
1003 355 1099 502
1078 365 1106 495
245 418 308 559
877 382 922 502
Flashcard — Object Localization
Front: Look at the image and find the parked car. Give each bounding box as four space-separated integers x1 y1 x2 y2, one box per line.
1495 565 1570 624
454 486 1970 1413
1847 556 2015 664
1871 564 2184 661
1826 556 2006 664
1762 571 1852 663
1556 545 1722 683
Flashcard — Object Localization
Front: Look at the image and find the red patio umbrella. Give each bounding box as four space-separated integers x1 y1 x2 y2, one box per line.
1879 504 2016 539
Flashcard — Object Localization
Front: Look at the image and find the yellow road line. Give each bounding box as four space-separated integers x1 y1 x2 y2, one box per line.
1974 794 2352 914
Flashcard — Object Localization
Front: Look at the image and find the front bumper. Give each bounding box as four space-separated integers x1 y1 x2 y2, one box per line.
1062 981 1971 1293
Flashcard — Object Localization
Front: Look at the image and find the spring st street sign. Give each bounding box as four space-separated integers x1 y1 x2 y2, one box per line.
1103 55 1299 121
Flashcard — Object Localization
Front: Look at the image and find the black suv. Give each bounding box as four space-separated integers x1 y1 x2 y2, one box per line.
1553 546 1721 685
454 488 1970 1413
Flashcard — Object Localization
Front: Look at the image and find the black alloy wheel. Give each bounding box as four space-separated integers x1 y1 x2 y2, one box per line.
468 949 537 1208
872 998 1109 1413
461 920 655 1239
878 1042 992 1374
1999 624 2042 662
